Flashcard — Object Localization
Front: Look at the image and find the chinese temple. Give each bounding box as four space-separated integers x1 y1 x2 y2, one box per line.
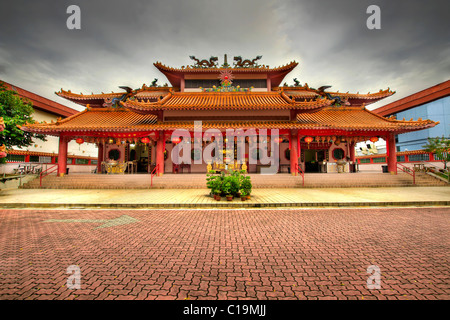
20 55 438 177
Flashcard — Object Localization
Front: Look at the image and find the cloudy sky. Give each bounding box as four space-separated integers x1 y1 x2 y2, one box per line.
0 0 449 111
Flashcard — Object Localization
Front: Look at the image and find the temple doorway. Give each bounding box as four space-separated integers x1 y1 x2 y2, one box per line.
128 142 152 173
303 149 326 173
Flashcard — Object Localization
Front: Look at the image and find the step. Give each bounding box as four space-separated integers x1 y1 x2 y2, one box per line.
20 172 448 189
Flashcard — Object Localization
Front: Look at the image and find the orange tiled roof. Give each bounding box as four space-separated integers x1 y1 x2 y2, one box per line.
55 86 172 107
20 106 438 136
20 108 158 134
296 106 437 132
121 91 333 112
281 87 395 103
56 89 124 101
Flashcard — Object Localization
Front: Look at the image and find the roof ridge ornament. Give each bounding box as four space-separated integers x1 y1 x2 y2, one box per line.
189 55 219 68
200 69 253 93
233 55 262 68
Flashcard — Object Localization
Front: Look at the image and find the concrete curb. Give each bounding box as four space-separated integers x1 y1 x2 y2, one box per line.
1 201 449 209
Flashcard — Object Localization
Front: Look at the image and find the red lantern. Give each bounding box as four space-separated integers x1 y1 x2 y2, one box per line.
76 138 84 145
140 137 150 144
172 137 181 144
370 137 379 143
304 136 313 144
276 137 283 143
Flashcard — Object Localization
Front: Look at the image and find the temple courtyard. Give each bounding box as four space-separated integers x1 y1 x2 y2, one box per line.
0 206 448 300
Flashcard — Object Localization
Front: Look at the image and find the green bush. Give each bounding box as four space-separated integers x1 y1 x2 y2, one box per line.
206 169 251 197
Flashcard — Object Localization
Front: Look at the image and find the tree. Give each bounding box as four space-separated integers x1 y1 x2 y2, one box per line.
0 82 47 161
423 136 450 170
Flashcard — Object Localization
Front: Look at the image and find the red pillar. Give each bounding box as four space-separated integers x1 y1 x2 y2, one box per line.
156 131 165 176
349 141 356 162
386 132 397 174
57 135 68 177
97 143 104 174
290 130 298 175
349 141 356 173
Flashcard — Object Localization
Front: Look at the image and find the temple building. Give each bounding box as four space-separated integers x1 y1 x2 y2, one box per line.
1 81 98 174
20 55 438 177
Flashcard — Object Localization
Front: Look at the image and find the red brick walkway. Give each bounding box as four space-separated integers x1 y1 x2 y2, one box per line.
0 208 449 300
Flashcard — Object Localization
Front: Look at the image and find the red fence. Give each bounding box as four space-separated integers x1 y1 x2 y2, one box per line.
357 150 439 165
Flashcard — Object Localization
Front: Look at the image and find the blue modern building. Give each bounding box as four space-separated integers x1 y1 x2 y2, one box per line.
374 80 449 152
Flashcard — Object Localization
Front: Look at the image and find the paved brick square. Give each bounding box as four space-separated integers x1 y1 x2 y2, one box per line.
0 207 449 300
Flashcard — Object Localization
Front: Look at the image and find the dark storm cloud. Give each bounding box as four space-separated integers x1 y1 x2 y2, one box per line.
275 0 450 107
0 0 448 111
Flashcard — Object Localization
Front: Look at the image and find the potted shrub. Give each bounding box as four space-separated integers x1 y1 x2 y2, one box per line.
214 189 221 201
222 178 233 201
240 190 247 201
230 175 240 198
241 177 252 199
206 170 217 196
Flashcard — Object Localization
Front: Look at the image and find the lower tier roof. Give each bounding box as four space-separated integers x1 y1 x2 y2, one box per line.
19 106 437 136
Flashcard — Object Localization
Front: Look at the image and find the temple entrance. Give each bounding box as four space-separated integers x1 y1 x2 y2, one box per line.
128 142 152 173
303 149 326 173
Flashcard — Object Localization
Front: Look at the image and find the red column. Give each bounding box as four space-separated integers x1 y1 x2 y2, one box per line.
386 132 397 174
429 152 435 161
349 141 356 162
97 143 103 174
349 141 356 173
57 135 68 177
290 130 298 176
156 131 165 176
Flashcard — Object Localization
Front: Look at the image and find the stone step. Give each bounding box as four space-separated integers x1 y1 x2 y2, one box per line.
21 172 448 189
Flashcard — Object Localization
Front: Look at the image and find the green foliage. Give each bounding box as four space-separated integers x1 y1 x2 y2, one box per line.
0 82 47 149
206 170 224 195
423 136 450 169
206 169 252 197
240 176 252 195
222 180 232 196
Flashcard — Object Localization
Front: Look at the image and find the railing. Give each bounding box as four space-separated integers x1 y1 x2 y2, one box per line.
40 164 59 187
420 161 443 172
397 163 415 185
420 161 450 182
150 164 159 187
294 163 305 187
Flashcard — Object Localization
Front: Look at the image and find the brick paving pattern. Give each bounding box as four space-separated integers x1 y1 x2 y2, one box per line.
0 207 449 300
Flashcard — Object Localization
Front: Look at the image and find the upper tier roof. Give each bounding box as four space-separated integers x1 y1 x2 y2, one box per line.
154 61 299 88
120 91 333 113
55 85 394 109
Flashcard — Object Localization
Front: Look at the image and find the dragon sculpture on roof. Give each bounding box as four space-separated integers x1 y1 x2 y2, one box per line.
189 56 219 68
233 55 262 68
316 86 345 106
